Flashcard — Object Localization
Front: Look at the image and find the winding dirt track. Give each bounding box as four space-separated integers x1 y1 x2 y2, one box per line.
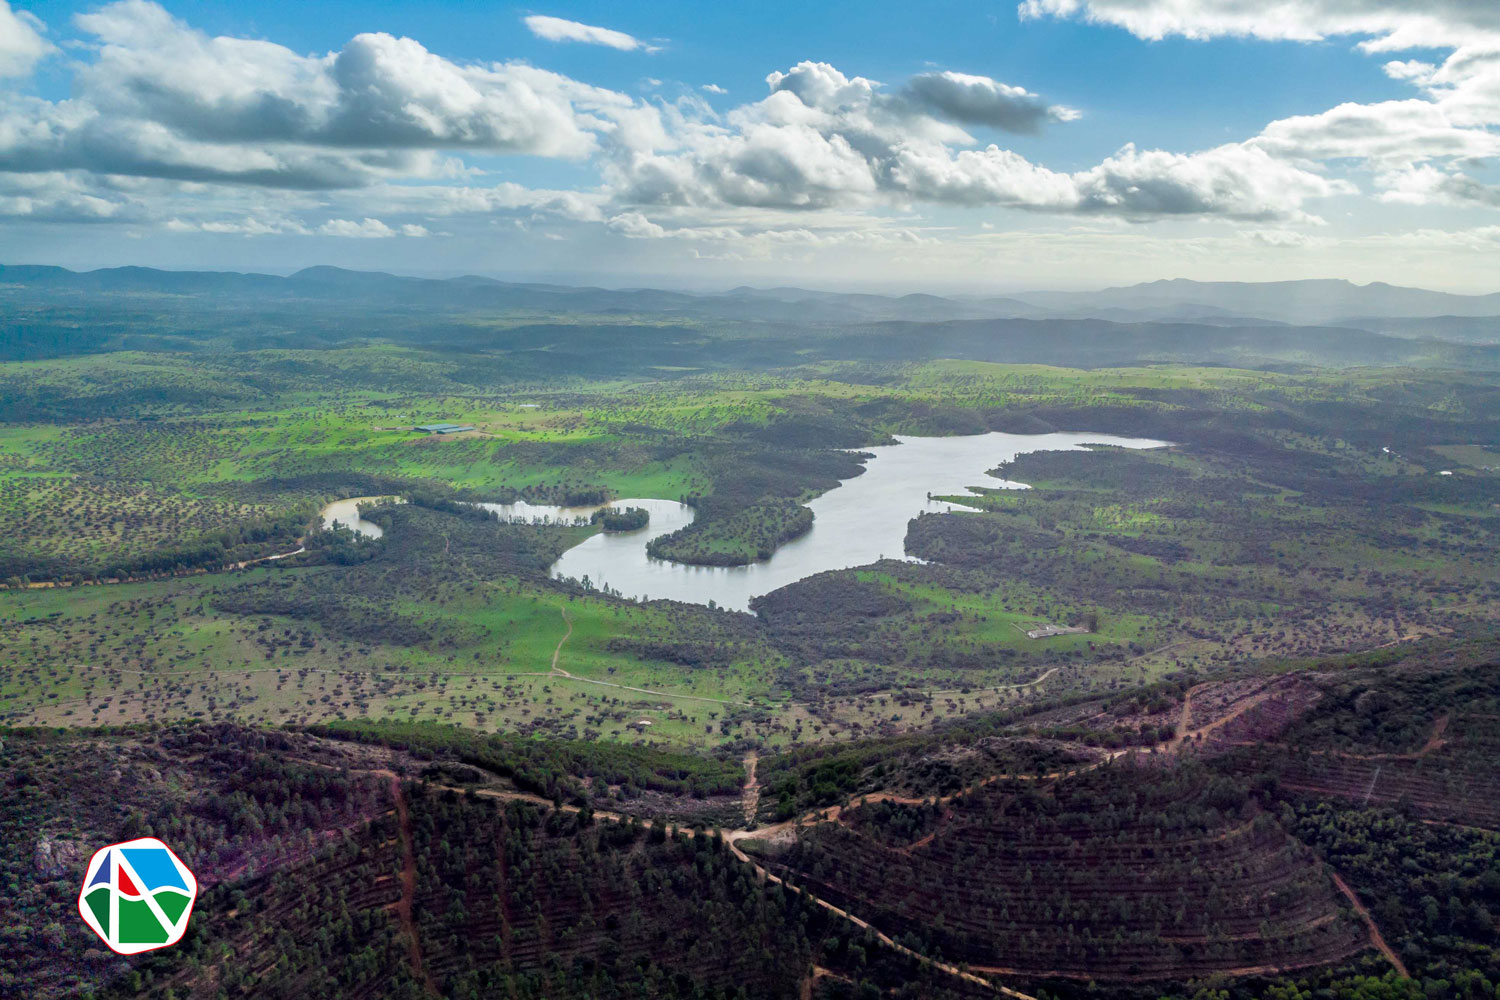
298 758 1037 998
1328 869 1409 977
742 752 760 826
388 777 440 998
286 677 1390 996
551 607 573 671
539 606 752 706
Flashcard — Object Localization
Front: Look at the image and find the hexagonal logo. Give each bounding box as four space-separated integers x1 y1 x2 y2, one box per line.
77 837 198 955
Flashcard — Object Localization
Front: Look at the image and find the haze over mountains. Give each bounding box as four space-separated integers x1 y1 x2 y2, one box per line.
3 264 1499 373
4 264 1499 339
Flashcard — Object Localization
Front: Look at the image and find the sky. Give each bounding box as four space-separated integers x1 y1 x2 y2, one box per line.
2 0 1500 291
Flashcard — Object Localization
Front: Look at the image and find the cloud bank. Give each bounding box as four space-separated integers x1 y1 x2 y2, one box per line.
0 0 1495 289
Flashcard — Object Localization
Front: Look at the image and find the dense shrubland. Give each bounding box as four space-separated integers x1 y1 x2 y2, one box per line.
305 719 745 803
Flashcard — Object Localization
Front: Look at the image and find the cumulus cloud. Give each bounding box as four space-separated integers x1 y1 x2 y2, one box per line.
165 216 308 235
72 3 626 155
0 1 642 191
613 62 1071 210
702 83 728 95
1024 0 1500 220
0 172 137 222
1016 0 1500 50
1378 164 1500 207
0 98 446 189
0 1 52 78
1251 99 1500 166
317 217 430 238
609 61 1340 221
894 141 1346 219
903 71 1079 132
523 15 657 52
606 211 668 238
0 0 1416 245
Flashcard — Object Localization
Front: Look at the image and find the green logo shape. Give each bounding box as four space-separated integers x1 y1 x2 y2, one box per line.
77 837 198 955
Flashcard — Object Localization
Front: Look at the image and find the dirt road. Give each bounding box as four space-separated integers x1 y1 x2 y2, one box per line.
1329 869 1409 977
388 777 440 997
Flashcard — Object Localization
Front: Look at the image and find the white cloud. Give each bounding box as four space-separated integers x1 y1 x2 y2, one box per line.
317 217 412 238
894 141 1346 220
606 211 668 238
71 5 626 155
1243 228 1312 247
165 214 425 239
0 172 134 222
522 15 657 53
1024 0 1500 227
1071 144 1348 221
609 62 1341 221
166 216 310 236
0 1 644 191
1 0 1476 261
1016 1 1500 50
0 1 52 78
1251 99 1500 166
1383 59 1436 84
1377 164 1500 207
903 71 1080 132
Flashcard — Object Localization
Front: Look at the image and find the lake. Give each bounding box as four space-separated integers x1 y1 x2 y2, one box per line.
319 497 393 538
481 430 1168 611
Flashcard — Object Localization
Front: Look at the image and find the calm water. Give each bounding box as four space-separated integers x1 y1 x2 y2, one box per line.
319 497 393 538
487 431 1168 611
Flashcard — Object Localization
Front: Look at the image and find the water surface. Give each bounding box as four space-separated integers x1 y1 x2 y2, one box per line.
319 497 393 538
494 431 1168 611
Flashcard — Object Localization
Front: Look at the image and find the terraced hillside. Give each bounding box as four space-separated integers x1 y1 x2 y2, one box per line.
0 725 397 998
402 791 820 998
7 644 1500 1000
752 760 1370 981
1 724 887 1000
1208 655 1500 830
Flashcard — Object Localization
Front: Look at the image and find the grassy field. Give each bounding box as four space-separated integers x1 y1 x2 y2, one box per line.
0 569 785 748
4 351 1489 570
3 351 1499 751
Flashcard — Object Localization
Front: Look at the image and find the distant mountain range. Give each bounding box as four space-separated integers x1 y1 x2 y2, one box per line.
3 264 1499 339
1014 277 1500 322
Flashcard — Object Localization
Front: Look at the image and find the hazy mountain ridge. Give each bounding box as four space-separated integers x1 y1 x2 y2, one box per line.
825 317 1500 370
2 266 1496 362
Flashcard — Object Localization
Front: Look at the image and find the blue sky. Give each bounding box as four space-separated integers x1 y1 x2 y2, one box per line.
2 1 1500 290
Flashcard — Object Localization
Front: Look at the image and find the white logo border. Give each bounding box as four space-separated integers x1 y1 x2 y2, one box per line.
76 836 198 956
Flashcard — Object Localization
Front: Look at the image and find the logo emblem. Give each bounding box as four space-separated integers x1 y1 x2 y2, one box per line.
77 837 198 954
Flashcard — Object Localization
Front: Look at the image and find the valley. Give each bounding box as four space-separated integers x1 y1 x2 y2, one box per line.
2 267 1499 1000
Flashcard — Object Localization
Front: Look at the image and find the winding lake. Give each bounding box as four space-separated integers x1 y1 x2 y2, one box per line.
320 497 393 538
482 431 1168 611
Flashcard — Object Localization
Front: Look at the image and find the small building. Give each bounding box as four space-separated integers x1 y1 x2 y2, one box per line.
1015 621 1090 640
415 422 476 434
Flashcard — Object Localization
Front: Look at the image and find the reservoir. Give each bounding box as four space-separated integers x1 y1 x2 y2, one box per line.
319 497 392 538
481 431 1167 611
